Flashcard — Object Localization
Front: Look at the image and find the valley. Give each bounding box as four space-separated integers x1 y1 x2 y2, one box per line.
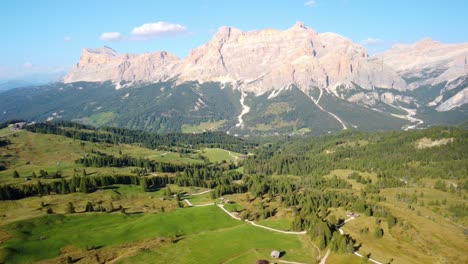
1 4 467 264
0 121 466 263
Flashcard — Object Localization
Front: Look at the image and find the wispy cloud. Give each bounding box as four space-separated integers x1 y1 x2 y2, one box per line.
23 62 33 68
304 0 316 7
131 21 187 39
100 32 123 42
63 36 72 42
361 38 385 46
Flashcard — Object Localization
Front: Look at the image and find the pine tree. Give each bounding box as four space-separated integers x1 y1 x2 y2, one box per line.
140 177 148 192
85 201 94 212
13 170 20 178
79 178 89 193
66 202 75 214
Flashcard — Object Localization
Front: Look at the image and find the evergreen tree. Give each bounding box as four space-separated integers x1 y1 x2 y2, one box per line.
85 201 94 212
140 178 148 192
13 170 20 178
66 202 75 214
79 178 89 193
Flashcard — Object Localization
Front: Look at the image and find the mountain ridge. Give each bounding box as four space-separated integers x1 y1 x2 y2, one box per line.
1 22 466 135
64 22 407 95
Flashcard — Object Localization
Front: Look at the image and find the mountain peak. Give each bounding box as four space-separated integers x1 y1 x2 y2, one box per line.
291 21 306 29
65 23 406 94
79 46 117 66
414 38 441 49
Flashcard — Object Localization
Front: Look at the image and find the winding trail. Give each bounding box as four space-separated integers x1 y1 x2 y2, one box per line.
217 204 321 261
183 199 193 207
227 151 239 160
183 199 214 207
189 189 212 196
182 190 321 262
318 250 330 264
308 89 347 130
278 260 307 264
0 130 21 138
217 204 306 234
337 217 384 264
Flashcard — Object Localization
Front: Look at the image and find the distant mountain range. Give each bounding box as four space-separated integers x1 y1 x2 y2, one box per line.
1 22 467 135
0 80 37 93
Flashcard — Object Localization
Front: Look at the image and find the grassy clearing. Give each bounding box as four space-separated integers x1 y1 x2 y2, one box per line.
1 206 240 263
325 254 362 264
87 112 116 126
0 131 205 185
337 187 468 264
121 223 317 264
146 152 203 164
224 202 244 212
200 148 242 163
0 184 180 225
257 218 292 231
181 120 226 133
185 192 214 205
323 169 378 190
0 127 18 137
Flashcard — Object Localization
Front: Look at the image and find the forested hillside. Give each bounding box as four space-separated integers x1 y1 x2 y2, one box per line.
0 122 466 263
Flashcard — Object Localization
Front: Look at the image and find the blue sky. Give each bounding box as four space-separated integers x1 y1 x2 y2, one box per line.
1 0 467 81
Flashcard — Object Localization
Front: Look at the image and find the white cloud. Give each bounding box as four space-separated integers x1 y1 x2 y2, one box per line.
63 36 72 42
100 32 123 42
304 0 316 7
23 62 33 68
131 21 187 39
361 38 385 46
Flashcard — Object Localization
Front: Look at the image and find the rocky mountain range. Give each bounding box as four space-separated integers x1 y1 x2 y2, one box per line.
64 22 408 94
1 22 467 135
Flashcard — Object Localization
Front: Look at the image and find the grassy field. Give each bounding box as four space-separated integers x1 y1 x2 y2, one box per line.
200 148 242 163
0 127 18 137
146 152 203 164
1 204 320 264
257 217 292 231
0 184 179 225
336 186 468 264
181 120 226 133
323 169 378 190
0 131 206 185
1 206 240 263
185 191 214 205
121 221 317 264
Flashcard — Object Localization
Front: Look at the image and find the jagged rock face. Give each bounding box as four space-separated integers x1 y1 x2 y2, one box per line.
63 46 180 84
375 38 468 89
64 22 406 94
436 87 468 111
178 22 406 94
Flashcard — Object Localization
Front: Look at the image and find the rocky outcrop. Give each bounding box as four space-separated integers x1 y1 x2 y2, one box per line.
64 22 406 95
436 87 468 111
63 46 180 84
375 38 468 89
177 22 406 94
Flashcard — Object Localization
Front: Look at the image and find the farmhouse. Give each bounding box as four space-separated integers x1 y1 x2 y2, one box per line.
271 250 280 258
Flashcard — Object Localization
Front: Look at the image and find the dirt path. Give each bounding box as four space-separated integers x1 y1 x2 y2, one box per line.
227 151 239 160
337 217 384 264
217 204 307 235
318 249 330 264
183 199 193 207
189 189 212 196
278 260 307 264
0 130 21 137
